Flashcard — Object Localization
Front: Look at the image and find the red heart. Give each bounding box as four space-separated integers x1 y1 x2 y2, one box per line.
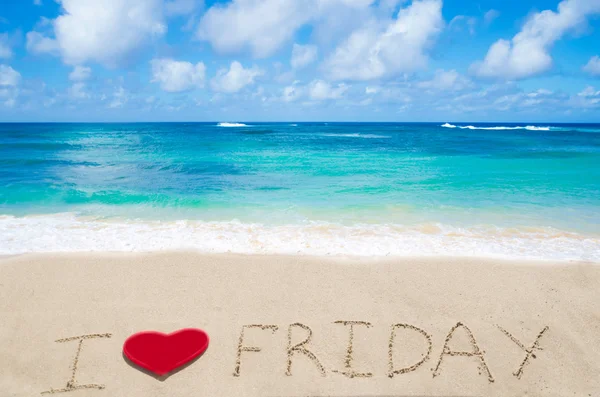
123 328 210 376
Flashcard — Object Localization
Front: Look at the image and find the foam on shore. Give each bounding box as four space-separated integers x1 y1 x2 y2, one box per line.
1 214 597 261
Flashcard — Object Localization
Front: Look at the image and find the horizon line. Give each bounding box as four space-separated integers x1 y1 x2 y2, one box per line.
1 121 599 124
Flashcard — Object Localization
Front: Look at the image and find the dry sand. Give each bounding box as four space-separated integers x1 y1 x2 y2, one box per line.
0 252 599 397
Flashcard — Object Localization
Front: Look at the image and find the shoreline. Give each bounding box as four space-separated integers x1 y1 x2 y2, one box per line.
1 252 599 396
2 213 599 261
1 250 599 265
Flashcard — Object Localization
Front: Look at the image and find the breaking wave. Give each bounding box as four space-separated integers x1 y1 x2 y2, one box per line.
217 122 249 127
320 133 391 139
441 123 551 131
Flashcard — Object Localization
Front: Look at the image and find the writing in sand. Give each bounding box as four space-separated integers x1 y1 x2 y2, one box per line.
41 321 549 394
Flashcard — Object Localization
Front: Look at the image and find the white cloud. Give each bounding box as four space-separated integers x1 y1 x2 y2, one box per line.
280 79 350 102
211 61 262 93
0 64 20 86
449 15 476 35
573 86 600 108
197 0 377 58
26 31 59 55
583 56 600 76
27 0 166 66
69 66 92 81
151 58 206 92
0 33 12 59
417 69 473 91
197 0 312 58
282 81 304 102
578 86 600 97
109 86 128 108
275 69 295 84
291 44 318 69
34 0 42 5
0 88 18 108
0 64 20 107
324 0 443 81
471 0 600 80
308 79 349 100
68 82 90 99
483 9 500 26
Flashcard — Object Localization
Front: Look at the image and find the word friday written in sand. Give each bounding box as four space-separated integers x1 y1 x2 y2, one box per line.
41 321 549 394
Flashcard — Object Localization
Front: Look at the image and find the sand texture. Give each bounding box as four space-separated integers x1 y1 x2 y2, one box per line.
0 253 599 397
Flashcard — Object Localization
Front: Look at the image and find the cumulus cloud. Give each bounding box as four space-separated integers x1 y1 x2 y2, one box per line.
569 86 600 109
0 87 18 107
211 61 262 93
417 69 473 91
27 0 166 66
308 79 349 100
583 56 600 76
471 0 600 80
69 66 92 81
324 0 443 81
108 86 128 108
0 64 20 86
26 31 59 55
68 82 90 99
0 33 12 59
151 58 206 92
578 86 600 97
0 64 20 107
197 0 377 58
282 82 304 102
197 0 312 58
291 44 318 69
280 79 349 101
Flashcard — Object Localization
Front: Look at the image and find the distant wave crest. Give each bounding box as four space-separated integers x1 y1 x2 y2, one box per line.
442 123 550 131
321 133 391 139
217 122 248 127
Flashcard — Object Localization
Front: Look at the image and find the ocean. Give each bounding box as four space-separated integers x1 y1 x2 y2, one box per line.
1 122 599 260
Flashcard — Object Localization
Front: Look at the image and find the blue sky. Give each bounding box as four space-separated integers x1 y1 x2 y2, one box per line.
0 0 599 122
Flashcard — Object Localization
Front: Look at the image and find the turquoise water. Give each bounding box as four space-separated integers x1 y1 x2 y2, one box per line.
1 122 599 260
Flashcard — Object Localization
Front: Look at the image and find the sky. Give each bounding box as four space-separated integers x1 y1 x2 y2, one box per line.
0 0 599 122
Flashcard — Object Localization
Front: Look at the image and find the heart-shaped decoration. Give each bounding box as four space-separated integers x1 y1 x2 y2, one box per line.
123 328 210 376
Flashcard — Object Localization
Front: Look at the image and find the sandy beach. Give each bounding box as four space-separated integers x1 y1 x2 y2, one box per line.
0 253 598 396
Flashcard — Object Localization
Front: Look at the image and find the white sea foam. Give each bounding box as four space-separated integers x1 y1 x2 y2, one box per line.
0 214 597 262
441 123 551 131
320 133 391 139
217 122 249 127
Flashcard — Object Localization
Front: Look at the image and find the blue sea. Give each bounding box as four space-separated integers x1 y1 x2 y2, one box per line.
1 122 599 261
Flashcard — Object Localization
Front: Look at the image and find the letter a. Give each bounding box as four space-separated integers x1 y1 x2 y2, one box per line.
433 322 494 383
